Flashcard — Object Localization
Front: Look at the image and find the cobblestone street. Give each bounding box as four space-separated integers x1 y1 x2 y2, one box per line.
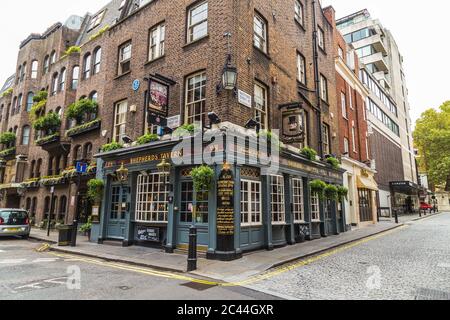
248 213 450 300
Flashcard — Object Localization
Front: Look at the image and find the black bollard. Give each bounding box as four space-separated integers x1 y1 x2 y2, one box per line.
187 225 197 272
394 209 399 224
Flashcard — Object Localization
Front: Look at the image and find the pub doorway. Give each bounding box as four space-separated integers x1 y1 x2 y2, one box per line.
358 189 373 222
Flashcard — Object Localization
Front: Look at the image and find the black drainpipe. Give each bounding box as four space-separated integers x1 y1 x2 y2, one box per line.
312 0 324 158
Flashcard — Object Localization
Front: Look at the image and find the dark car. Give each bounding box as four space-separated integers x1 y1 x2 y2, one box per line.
0 209 31 239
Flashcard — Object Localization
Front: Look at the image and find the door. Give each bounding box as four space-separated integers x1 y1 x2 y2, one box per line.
106 185 129 240
325 200 337 235
176 180 209 247
358 189 373 222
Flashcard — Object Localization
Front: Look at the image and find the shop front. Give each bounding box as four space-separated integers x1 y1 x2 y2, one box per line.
390 181 421 215
93 129 345 260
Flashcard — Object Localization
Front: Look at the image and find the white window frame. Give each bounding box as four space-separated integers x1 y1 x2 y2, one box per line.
323 123 330 155
113 100 127 143
271 175 286 225
341 91 347 119
118 42 132 75
22 126 30 146
149 23 165 61
297 52 306 85
254 82 268 130
344 137 350 154
93 48 102 74
31 60 39 79
187 1 208 43
295 0 304 26
83 54 91 79
253 13 267 53
240 179 262 227
311 192 321 221
352 126 357 153
318 27 325 51
292 178 305 223
135 173 169 223
88 11 105 31
185 72 207 125
320 74 328 102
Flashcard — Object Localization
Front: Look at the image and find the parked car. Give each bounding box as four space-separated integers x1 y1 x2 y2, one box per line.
0 209 31 239
420 202 433 211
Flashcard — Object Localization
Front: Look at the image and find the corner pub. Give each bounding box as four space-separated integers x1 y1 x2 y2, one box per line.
84 0 347 261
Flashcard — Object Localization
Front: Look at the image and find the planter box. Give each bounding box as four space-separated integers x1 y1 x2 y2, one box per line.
66 120 101 138
36 134 60 146
0 147 16 160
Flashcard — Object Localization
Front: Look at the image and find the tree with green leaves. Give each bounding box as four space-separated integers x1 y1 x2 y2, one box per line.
413 101 450 187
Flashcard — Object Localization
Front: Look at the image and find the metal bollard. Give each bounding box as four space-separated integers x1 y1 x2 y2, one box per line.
419 209 422 218
187 225 198 272
394 209 399 224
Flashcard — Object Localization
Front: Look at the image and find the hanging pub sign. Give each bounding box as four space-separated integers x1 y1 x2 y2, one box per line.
216 163 235 253
280 103 305 144
147 77 169 117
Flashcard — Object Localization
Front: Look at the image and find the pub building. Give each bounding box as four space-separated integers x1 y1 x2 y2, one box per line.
93 122 346 260
80 0 348 260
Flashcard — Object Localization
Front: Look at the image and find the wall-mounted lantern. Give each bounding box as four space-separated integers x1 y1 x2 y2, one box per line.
116 163 129 184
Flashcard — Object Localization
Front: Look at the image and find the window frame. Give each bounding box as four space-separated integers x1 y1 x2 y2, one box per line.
322 123 331 155
240 179 262 227
318 27 325 51
294 0 304 27
311 192 321 221
297 52 306 85
320 74 329 103
135 173 170 223
253 12 268 53
254 81 268 130
83 53 92 79
148 22 166 61
118 41 132 75
292 178 305 223
185 71 207 125
93 47 102 74
187 1 208 43
270 175 286 225
113 100 128 143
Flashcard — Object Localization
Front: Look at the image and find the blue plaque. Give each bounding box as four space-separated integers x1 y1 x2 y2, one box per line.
132 79 140 91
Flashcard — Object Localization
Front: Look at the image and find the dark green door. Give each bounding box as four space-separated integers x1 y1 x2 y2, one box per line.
106 186 129 240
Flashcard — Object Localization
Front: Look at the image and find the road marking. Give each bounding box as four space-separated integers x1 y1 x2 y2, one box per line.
0 259 27 264
36 243 51 252
48 225 408 287
32 258 59 263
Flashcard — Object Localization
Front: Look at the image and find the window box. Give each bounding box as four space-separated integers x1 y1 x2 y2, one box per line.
21 178 40 189
36 133 60 147
66 119 101 138
0 147 16 160
40 175 67 187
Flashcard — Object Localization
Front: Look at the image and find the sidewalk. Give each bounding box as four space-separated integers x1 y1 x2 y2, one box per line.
379 210 442 224
28 217 441 281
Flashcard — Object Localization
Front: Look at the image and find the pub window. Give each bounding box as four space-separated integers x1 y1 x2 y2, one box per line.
135 173 169 223
118 41 132 75
294 0 304 26
185 72 206 125
149 23 165 61
311 192 320 221
187 1 208 43
113 100 128 143
322 123 331 155
297 52 306 85
180 181 209 224
240 180 262 227
253 13 267 53
292 178 304 222
254 82 268 129
271 175 286 224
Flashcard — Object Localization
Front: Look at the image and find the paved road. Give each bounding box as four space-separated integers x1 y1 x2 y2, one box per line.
247 212 450 300
0 238 277 300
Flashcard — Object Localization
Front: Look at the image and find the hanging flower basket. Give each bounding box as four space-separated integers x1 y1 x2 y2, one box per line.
191 165 214 192
310 179 327 199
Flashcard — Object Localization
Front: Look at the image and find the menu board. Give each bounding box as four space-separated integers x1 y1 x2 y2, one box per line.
137 226 160 242
217 167 235 238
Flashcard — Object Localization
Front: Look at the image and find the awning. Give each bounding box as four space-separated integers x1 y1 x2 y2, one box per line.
357 175 378 191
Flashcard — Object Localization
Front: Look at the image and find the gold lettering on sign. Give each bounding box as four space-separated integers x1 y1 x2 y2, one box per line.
217 169 235 236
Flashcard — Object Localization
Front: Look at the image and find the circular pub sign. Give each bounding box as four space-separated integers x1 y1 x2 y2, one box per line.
132 79 140 92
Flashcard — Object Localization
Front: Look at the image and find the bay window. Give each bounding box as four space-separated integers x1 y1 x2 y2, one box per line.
241 180 262 227
135 173 169 223
271 175 285 224
292 178 304 222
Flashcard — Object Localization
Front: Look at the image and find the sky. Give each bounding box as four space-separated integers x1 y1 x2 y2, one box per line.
0 0 449 127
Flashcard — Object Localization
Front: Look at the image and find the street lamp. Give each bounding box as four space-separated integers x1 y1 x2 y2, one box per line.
216 33 237 95
116 163 129 184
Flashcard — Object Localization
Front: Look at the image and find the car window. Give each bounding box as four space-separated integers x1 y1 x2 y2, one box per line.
0 211 28 224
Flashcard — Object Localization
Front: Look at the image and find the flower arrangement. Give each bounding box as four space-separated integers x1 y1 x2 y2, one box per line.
66 99 98 124
0 132 16 145
324 184 339 200
310 179 327 199
136 133 159 145
87 179 104 203
101 142 123 152
300 147 318 161
191 165 214 192
172 124 199 138
325 157 341 170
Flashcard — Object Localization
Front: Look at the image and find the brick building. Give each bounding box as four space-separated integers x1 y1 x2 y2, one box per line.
0 0 348 260
324 7 378 228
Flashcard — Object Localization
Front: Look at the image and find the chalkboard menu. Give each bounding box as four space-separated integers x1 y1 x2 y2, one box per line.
137 226 160 242
216 164 235 252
